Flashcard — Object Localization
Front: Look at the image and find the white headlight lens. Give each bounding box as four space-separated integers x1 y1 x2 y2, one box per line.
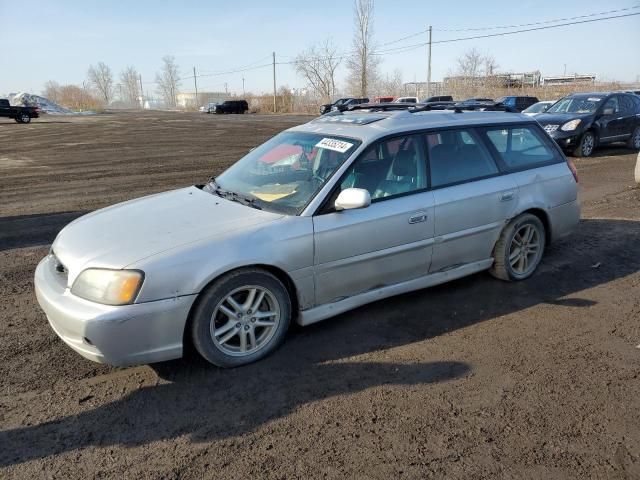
561 119 581 131
71 269 144 305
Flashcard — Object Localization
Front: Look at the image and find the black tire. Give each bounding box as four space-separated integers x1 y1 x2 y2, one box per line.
190 268 291 367
14 117 22 123
489 213 546 281
572 130 595 157
627 126 640 150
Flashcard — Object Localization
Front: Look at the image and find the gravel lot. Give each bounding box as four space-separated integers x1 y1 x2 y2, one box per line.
1 111 639 479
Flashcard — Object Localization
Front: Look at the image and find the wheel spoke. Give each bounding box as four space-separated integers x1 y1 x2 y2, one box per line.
528 242 540 252
248 329 257 349
251 290 266 312
510 253 521 267
219 304 237 319
254 310 276 319
226 295 243 314
509 248 521 262
218 326 239 345
523 252 529 270
243 288 257 311
517 253 526 272
255 319 276 327
214 320 236 337
239 329 247 352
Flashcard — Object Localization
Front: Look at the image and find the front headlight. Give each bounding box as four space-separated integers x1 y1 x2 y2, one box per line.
561 119 582 131
71 269 144 305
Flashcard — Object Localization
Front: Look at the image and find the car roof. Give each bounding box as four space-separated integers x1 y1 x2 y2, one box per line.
289 110 534 142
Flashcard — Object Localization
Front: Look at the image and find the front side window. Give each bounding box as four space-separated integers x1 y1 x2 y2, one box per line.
211 132 360 214
602 96 620 114
483 125 558 170
425 129 499 188
340 134 427 200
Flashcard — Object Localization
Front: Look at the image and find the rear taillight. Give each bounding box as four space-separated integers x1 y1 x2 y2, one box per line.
567 158 578 183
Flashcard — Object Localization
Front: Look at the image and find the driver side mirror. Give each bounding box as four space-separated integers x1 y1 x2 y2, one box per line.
335 188 371 211
602 107 615 115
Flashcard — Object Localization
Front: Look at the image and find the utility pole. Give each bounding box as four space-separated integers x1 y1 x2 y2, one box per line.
138 73 144 109
563 63 567 76
242 77 245 96
224 82 228 95
426 25 432 99
272 51 277 113
193 67 199 108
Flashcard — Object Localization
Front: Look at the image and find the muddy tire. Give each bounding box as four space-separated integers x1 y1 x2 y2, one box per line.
490 213 546 281
190 268 291 367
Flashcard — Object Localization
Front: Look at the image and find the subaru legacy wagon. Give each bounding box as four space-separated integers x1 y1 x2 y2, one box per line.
35 107 580 367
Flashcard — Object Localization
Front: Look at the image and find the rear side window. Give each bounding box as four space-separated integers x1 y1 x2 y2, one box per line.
483 125 559 171
425 129 499 188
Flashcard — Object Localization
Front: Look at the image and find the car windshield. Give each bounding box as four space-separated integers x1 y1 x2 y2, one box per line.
523 102 550 113
547 97 601 114
207 131 360 215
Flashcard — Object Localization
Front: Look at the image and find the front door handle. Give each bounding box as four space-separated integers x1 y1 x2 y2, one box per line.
409 212 427 224
500 191 515 202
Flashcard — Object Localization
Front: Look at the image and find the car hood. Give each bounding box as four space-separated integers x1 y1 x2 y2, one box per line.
52 186 283 282
535 112 593 125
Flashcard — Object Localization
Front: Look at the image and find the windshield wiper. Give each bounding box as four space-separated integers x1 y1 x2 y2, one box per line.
205 178 262 210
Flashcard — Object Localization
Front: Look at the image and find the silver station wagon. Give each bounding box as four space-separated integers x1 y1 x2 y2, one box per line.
35 108 580 367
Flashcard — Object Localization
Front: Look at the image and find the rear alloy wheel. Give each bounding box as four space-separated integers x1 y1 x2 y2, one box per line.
191 268 291 367
573 131 595 157
20 114 31 124
490 213 546 281
627 126 640 150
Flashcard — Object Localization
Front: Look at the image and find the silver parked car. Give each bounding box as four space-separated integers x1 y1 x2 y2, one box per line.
35 109 580 367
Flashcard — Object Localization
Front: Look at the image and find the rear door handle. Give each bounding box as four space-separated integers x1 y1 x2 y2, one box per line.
409 212 427 224
500 191 515 202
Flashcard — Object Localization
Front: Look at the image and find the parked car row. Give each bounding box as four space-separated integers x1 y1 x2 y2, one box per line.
324 91 640 157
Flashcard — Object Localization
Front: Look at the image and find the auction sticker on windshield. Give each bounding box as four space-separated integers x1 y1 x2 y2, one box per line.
315 138 354 153
587 98 602 102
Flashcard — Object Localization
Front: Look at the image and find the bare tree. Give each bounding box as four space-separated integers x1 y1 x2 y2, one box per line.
456 48 499 77
87 62 114 104
42 80 61 103
347 0 379 97
120 66 141 107
294 39 341 103
155 55 181 108
374 68 403 97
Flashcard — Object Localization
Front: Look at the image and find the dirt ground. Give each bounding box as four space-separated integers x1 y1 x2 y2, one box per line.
0 111 639 479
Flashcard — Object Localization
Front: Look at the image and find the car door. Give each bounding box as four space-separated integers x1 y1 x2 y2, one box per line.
312 134 435 306
598 95 623 141
617 94 638 139
425 128 519 272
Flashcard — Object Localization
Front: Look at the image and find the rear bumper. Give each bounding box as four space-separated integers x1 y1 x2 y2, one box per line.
548 199 580 242
34 254 196 366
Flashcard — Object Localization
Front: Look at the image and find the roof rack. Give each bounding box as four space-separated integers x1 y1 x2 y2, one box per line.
342 101 518 115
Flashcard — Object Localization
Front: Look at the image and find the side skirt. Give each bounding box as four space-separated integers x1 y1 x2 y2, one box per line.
297 258 494 326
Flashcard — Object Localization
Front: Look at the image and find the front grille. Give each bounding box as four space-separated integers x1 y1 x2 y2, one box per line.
543 124 559 133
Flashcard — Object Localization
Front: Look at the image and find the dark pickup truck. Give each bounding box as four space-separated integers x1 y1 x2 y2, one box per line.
0 99 40 123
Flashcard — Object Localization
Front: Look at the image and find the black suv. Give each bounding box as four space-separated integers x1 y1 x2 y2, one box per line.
211 100 249 114
536 92 640 157
319 98 369 115
495 96 539 112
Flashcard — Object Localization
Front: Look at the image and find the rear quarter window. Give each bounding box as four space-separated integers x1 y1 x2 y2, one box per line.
482 125 561 171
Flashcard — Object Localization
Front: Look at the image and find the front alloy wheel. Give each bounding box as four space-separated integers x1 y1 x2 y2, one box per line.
210 286 280 356
191 268 291 367
574 131 595 157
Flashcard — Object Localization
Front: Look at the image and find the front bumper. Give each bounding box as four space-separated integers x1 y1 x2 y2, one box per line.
545 128 582 150
34 254 196 366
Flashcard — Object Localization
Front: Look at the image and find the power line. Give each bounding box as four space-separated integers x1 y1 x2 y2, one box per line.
434 5 639 31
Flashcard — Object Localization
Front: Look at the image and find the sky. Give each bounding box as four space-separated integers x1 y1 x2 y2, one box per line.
1 0 639 97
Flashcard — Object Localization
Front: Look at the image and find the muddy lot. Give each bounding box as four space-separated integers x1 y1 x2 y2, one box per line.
1 111 639 479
